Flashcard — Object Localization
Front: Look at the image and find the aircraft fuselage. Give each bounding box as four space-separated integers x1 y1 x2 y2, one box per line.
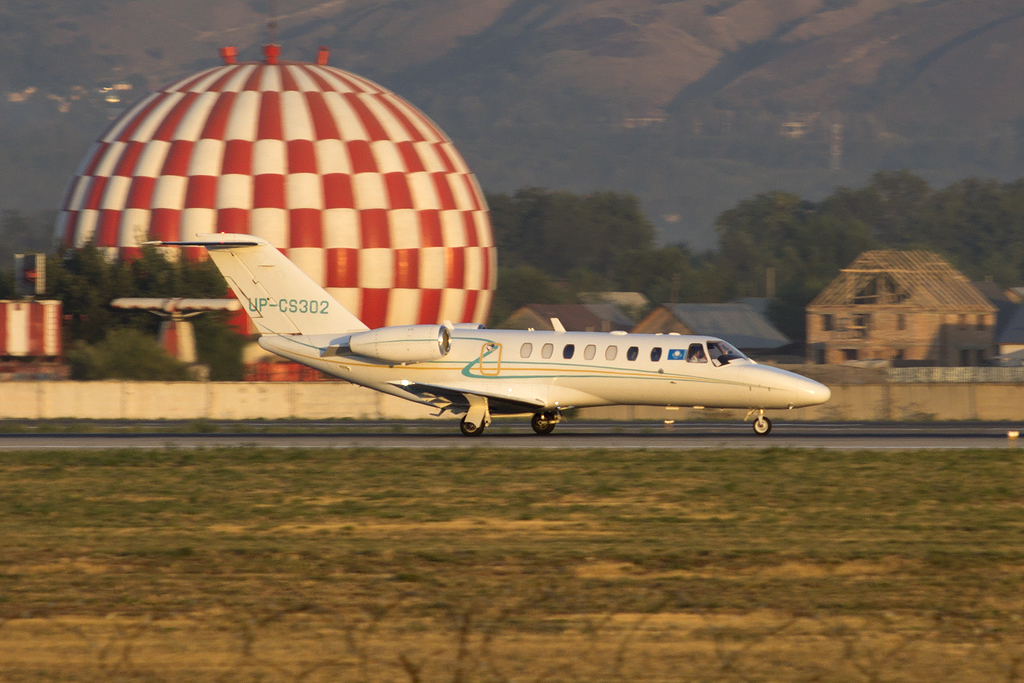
259 328 829 415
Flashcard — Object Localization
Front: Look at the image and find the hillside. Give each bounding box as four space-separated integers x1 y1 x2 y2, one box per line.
3 0 1024 248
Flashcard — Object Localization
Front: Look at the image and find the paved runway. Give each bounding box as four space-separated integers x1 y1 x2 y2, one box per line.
1 421 1022 450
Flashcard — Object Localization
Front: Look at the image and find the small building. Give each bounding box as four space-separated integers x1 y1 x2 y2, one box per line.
499 303 634 332
632 303 790 352
0 300 65 380
995 303 1024 362
806 251 996 366
0 300 62 358
972 280 1022 340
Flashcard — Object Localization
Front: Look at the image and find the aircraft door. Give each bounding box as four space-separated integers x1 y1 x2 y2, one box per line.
479 342 502 376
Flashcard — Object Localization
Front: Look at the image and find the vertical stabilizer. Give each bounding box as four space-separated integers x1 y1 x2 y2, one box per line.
157 234 368 335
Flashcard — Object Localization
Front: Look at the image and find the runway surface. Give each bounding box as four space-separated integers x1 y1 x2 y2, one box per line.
1 421 1022 450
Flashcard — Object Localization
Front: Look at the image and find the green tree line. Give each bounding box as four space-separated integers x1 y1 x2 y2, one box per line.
2 170 1023 379
488 172 1024 338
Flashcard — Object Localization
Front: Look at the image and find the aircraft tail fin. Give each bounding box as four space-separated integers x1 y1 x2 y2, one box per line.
153 234 369 336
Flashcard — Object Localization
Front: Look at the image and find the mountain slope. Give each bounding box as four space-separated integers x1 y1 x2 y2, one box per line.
3 0 1024 249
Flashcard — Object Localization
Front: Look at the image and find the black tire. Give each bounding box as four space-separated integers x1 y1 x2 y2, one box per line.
531 412 557 435
460 418 485 437
752 416 772 435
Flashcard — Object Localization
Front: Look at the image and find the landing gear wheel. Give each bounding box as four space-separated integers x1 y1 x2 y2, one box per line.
752 416 772 435
460 418 485 437
531 411 557 435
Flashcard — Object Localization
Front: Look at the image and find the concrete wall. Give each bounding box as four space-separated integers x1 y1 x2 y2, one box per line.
2 381 1024 422
0 382 432 421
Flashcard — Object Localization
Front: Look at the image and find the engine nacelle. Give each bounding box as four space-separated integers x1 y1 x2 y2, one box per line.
348 325 452 363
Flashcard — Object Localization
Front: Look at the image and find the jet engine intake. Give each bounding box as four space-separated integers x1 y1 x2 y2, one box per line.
348 325 452 363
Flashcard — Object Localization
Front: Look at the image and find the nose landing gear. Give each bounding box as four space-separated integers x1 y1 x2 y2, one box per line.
746 408 772 435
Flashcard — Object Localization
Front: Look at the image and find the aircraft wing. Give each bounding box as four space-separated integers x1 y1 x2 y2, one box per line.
389 381 547 415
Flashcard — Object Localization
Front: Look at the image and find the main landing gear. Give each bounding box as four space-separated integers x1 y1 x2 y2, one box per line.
459 417 486 437
531 410 561 435
747 408 772 436
459 409 563 437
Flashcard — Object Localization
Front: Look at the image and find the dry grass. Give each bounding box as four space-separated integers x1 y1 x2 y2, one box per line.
1 446 1023 681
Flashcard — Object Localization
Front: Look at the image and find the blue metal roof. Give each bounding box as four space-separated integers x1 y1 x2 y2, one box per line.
997 303 1024 345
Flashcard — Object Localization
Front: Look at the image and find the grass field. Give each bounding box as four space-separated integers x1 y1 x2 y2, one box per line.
1 446 1022 682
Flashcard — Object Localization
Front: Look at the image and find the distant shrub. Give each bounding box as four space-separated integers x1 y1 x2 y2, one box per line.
66 329 192 381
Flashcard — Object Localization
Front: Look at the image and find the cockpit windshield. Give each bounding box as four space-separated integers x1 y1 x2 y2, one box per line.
707 340 747 366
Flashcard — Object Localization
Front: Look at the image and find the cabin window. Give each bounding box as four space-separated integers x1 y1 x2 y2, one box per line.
687 343 707 363
520 343 533 358
541 343 553 359
627 346 639 361
605 345 618 361
584 344 596 360
563 344 575 359
650 347 662 362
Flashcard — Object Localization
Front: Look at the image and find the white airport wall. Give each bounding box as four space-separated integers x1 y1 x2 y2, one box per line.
1 381 1023 422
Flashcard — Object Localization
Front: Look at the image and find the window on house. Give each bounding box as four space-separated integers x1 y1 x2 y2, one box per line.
897 314 906 331
977 315 987 331
853 314 870 338
822 314 834 332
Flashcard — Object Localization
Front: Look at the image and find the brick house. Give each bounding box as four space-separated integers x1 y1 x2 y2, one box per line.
806 251 996 365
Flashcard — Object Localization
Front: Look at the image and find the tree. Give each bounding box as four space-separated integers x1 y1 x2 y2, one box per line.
44 244 247 379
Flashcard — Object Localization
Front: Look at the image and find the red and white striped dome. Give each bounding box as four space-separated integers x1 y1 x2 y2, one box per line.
56 46 495 328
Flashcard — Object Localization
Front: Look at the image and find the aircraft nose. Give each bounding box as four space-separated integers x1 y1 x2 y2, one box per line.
798 377 830 406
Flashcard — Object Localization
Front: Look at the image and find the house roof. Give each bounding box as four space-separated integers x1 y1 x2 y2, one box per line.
808 251 996 312
655 303 790 349
501 303 634 332
578 291 650 311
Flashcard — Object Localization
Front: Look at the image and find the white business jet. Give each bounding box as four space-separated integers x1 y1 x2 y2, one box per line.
156 234 830 436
